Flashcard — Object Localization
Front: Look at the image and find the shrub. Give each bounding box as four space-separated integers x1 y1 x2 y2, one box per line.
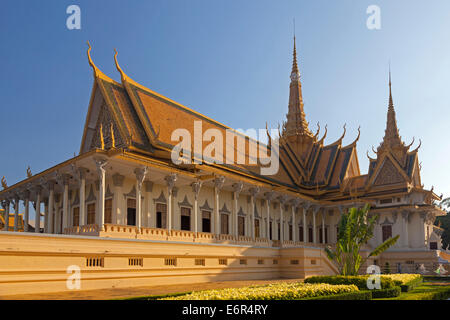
160 282 359 300
305 291 372 300
370 286 401 298
304 275 395 290
381 274 423 292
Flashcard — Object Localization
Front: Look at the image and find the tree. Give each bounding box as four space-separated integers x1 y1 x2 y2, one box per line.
324 204 399 276
435 197 450 250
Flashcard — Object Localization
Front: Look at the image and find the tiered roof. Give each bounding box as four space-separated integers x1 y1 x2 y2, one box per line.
79 40 437 203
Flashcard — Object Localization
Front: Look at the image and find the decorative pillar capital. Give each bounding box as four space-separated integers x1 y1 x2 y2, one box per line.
302 201 312 211
290 198 302 208
213 176 225 191
392 211 398 223
164 173 178 193
94 158 108 176
248 186 260 198
20 189 30 200
191 180 203 200
46 180 56 191
278 195 289 205
232 181 243 199
312 205 321 215
134 166 148 190
78 167 89 179
401 210 410 220
56 171 71 186
264 191 276 202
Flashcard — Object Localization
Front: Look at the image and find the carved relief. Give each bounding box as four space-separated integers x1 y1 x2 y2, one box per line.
374 157 404 186
90 104 124 150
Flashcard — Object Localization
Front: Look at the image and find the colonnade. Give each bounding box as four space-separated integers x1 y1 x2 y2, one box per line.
0 158 349 246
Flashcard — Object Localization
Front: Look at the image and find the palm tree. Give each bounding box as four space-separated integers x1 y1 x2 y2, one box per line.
324 204 399 276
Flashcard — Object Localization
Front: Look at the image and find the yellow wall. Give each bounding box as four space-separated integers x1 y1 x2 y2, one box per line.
0 232 336 296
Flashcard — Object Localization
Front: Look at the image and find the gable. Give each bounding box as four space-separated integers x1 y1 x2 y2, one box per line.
80 77 151 154
90 102 125 150
373 157 405 186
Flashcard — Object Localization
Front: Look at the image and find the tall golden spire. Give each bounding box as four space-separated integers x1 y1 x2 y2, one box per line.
378 69 404 152
283 35 313 138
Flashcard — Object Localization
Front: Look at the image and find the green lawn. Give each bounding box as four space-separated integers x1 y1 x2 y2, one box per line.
373 277 450 300
123 276 450 300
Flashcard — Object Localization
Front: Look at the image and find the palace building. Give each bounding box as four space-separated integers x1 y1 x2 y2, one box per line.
0 39 447 296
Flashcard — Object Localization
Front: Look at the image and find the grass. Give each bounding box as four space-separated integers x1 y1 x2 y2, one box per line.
121 276 450 300
373 278 450 300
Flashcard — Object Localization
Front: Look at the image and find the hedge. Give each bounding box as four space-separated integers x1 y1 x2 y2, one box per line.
370 286 401 298
381 274 423 292
160 282 359 300
304 275 395 290
305 291 372 300
400 278 423 292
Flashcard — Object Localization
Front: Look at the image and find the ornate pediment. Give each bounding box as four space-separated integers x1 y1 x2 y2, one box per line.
373 157 405 186
199 199 213 211
90 103 125 151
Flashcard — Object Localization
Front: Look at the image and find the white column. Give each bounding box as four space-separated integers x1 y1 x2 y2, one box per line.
402 210 409 248
47 182 54 234
249 187 259 239
321 209 326 244
278 196 288 241
2 200 10 231
62 179 69 233
419 212 428 249
55 195 61 234
78 168 87 226
232 182 243 237
302 206 307 242
164 173 177 232
273 204 278 240
134 167 147 230
35 188 42 233
213 176 225 235
312 206 319 244
192 181 202 233
44 199 49 233
144 181 153 228
291 206 296 241
265 192 275 240
266 199 271 239
112 173 125 225
23 195 30 232
95 158 108 230
13 197 19 232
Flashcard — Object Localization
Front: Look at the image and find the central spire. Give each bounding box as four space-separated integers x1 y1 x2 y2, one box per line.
283 36 313 138
378 70 404 152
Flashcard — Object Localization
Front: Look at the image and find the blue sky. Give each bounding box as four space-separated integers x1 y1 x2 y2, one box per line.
1 0 450 214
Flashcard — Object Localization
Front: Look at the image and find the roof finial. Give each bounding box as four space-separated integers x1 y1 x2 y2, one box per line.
389 62 393 107
377 65 404 152
291 21 299 77
86 41 106 79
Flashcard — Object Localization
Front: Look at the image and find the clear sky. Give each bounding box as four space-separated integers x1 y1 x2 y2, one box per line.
1 0 450 219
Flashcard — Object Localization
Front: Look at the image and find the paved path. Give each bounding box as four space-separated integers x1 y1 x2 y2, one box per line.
1 278 303 300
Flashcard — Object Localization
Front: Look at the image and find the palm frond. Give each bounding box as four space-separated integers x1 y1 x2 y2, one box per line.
368 235 400 257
